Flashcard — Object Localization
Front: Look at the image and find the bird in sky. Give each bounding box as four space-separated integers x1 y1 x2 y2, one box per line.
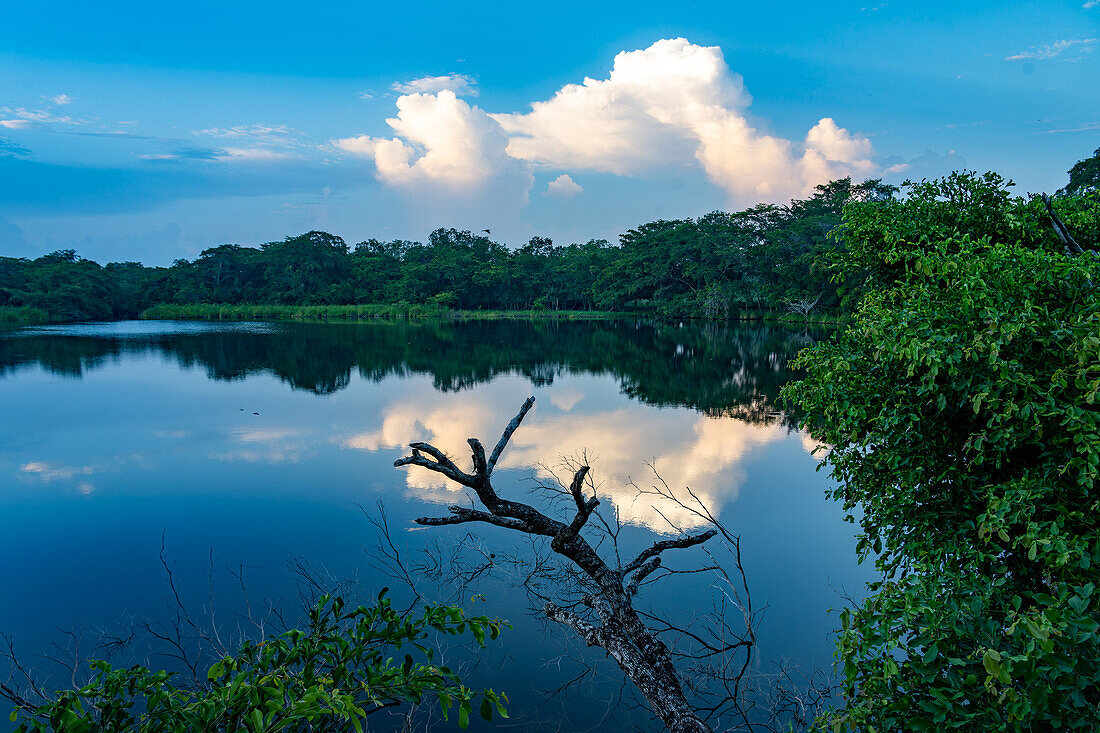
482 229 491 235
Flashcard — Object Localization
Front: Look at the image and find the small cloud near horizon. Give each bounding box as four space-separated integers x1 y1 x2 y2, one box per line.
546 173 583 197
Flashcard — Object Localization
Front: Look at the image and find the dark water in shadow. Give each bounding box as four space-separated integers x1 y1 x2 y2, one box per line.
0 319 870 730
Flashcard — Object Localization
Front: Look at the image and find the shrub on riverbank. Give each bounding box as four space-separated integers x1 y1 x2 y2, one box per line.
786 174 1100 730
139 302 453 321
0 306 50 326
137 302 847 325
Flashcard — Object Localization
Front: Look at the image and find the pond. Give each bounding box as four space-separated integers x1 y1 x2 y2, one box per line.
0 319 872 730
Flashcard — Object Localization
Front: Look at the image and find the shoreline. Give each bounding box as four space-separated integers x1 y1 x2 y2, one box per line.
137 304 847 325
0 303 848 327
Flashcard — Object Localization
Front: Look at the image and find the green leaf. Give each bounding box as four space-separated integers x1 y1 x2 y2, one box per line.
458 699 471 729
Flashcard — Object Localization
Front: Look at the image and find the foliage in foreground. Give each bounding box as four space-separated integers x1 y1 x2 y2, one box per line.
785 173 1100 730
7 593 507 732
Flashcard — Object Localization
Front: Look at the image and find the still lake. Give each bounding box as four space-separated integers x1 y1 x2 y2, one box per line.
0 319 872 730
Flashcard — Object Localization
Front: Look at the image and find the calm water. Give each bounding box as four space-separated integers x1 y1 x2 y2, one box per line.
0 319 871 730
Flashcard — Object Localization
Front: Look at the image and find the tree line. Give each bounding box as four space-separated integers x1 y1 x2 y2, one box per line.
0 178 898 323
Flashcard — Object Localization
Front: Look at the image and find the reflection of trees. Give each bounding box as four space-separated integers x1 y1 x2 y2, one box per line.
0 335 123 378
0 320 827 419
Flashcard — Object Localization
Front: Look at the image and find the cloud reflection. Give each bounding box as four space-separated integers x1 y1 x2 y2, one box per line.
17 455 147 495
209 427 315 463
20 461 97 482
342 380 806 531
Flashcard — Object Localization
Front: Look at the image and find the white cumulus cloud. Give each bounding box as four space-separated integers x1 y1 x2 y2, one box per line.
335 89 530 192
497 38 875 204
334 38 876 207
546 173 583 197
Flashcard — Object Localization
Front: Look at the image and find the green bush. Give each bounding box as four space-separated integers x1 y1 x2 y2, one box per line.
785 174 1100 730
9 593 508 732
0 306 49 326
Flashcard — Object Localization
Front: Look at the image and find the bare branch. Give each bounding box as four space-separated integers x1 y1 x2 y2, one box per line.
569 465 592 513
487 396 536 474
625 557 662 598
553 466 599 549
544 603 603 646
468 438 488 476
622 530 718 576
394 442 476 487
415 505 530 532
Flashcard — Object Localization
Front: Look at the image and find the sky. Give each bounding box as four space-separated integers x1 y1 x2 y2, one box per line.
0 0 1097 265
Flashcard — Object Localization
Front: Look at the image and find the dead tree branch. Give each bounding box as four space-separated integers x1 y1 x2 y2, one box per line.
1044 193 1085 256
399 397 757 733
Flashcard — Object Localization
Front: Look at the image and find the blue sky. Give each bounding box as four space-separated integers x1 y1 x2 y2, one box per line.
0 0 1097 264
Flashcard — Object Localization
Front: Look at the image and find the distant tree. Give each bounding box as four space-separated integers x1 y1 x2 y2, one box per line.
350 239 409 303
8 173 1076 323
0 252 116 321
104 261 169 317
1059 147 1100 196
40 249 79 263
260 231 351 304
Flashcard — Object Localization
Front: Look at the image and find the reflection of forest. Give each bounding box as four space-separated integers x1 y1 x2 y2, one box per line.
0 320 826 423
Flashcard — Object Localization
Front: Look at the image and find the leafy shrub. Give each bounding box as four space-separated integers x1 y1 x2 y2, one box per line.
785 174 1100 730
9 592 508 732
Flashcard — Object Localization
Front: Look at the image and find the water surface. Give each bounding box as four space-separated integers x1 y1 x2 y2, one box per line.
0 319 870 729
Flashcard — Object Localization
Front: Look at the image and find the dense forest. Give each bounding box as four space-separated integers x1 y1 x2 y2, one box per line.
2 177 897 323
